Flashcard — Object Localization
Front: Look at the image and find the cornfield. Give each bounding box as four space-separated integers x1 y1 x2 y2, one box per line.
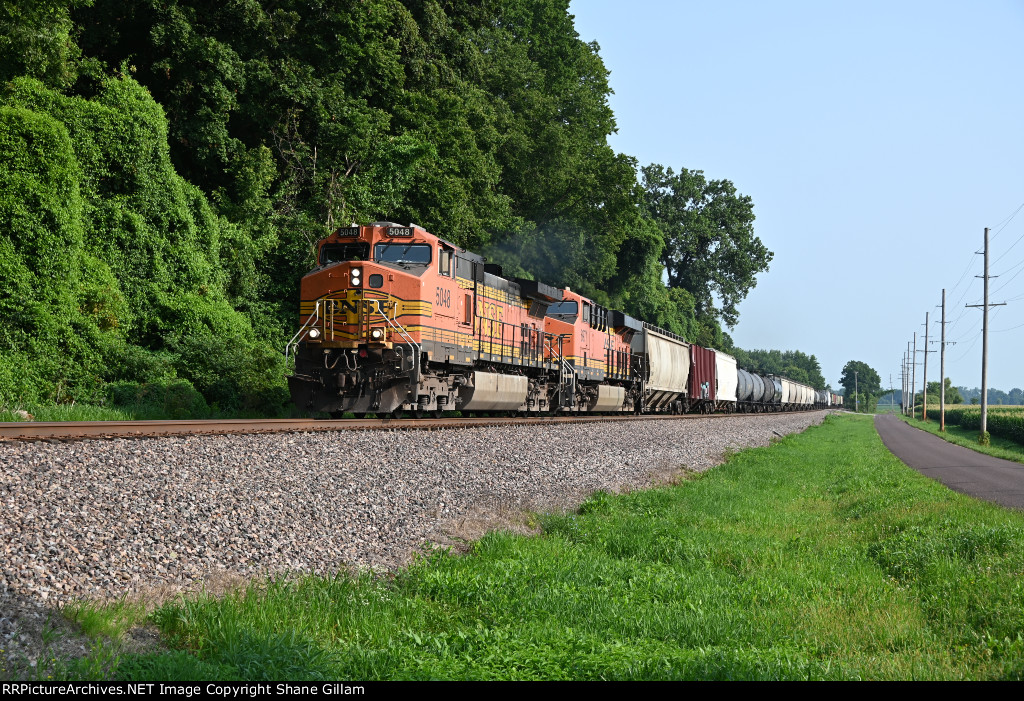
944 406 1024 444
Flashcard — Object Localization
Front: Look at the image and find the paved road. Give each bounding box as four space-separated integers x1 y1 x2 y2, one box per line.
874 413 1024 510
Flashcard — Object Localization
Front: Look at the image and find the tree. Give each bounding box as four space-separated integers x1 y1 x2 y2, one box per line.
641 164 772 328
923 378 962 405
0 0 87 88
839 360 881 412
731 348 826 389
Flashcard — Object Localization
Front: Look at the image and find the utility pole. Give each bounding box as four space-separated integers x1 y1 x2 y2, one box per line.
967 227 1007 441
917 314 936 421
855 370 859 413
900 354 905 414
922 312 929 421
940 289 946 431
906 341 912 415
912 332 917 419
905 352 913 413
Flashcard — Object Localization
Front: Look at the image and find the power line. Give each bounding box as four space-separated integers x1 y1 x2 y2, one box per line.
990 321 1024 333
953 334 981 362
990 200 1024 239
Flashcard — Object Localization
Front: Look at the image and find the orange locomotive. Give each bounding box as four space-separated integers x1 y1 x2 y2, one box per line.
286 222 640 417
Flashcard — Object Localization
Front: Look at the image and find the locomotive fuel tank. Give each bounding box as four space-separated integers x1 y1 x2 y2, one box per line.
458 371 529 411
288 220 831 420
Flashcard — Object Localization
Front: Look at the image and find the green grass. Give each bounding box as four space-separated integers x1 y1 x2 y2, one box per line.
0 401 294 422
60 415 1024 680
0 403 137 422
900 414 1024 465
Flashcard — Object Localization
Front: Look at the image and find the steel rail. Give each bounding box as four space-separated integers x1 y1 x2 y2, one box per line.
0 410 828 442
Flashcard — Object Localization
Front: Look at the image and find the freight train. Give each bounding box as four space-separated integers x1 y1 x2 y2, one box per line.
286 222 842 417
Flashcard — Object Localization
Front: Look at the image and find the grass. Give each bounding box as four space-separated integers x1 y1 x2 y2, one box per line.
56 414 1024 680
900 413 1024 465
0 403 137 422
0 402 294 422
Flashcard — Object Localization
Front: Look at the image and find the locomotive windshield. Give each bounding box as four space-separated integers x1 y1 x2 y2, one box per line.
374 242 432 265
320 242 370 266
546 300 578 322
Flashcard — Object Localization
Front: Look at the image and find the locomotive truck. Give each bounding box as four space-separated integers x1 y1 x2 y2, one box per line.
285 222 836 418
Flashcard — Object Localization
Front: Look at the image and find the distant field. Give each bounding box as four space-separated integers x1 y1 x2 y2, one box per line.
50 415 1024 680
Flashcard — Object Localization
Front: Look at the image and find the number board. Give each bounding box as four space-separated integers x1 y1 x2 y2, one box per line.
335 227 360 237
386 227 414 237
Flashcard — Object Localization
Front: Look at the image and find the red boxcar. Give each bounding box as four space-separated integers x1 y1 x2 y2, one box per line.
688 344 716 414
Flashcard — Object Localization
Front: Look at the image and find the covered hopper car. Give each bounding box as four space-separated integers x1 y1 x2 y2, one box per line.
286 223 835 418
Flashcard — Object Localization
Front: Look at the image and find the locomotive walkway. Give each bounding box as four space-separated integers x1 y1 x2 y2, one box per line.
875 413 1024 510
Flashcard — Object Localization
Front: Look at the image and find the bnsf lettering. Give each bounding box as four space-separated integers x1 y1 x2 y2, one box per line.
328 299 393 319
476 300 503 335
435 287 451 308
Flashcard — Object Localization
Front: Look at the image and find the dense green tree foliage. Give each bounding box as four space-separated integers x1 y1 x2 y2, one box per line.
730 348 826 390
921 378 962 406
0 0 87 88
840 360 882 412
641 164 772 328
957 386 1022 406
0 75 285 411
1 0 790 413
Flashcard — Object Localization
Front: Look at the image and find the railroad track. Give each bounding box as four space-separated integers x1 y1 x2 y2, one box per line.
0 410 804 442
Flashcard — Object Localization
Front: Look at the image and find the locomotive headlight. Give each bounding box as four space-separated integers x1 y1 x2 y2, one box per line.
370 328 384 341
350 268 362 286
308 328 321 340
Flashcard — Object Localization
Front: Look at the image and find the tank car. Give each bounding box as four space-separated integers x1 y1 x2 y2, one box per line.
286 223 834 418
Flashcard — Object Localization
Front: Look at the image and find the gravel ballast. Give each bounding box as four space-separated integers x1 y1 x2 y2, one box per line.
1 412 829 609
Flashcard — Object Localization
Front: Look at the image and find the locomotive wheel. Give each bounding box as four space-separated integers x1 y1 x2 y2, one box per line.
329 411 346 419
392 408 405 419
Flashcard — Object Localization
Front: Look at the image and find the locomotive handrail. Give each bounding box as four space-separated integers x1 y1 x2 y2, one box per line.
543 335 576 410
285 300 325 365
366 299 421 389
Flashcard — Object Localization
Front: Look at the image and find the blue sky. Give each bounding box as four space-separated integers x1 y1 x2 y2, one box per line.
570 0 1024 393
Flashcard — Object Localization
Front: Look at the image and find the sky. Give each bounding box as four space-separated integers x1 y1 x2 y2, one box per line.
569 0 1024 393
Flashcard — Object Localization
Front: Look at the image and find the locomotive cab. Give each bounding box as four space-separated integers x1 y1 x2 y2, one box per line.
286 220 643 417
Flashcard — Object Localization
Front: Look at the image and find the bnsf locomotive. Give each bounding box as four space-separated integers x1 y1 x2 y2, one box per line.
286 222 842 417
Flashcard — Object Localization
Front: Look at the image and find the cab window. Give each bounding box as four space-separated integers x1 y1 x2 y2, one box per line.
439 249 453 277
546 300 579 323
319 242 370 266
374 242 432 265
